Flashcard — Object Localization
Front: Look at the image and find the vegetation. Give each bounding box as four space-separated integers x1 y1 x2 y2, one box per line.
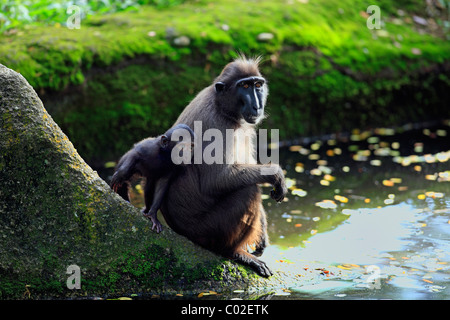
0 0 448 163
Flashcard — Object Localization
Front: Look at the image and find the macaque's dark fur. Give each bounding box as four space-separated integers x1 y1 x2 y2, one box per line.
161 56 287 277
111 124 194 233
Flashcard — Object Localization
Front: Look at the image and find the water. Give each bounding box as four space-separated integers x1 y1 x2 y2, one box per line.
259 121 450 299
101 120 450 300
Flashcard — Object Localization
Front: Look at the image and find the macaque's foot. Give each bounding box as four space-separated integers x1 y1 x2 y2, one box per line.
142 209 163 233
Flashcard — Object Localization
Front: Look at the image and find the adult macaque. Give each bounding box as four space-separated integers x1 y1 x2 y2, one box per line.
161 56 287 277
111 124 194 233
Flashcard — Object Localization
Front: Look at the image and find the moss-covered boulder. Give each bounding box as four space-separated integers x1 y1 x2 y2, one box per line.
0 64 276 299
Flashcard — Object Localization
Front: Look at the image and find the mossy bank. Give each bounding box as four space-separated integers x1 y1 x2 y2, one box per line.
1 0 449 164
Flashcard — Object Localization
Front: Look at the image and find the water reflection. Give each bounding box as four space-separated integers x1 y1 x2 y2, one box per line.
261 121 450 299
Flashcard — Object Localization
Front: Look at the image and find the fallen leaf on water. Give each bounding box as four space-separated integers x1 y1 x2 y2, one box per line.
423 279 433 284
315 200 337 209
291 188 307 197
337 265 352 270
334 195 349 203
289 145 302 152
382 180 395 187
295 223 303 227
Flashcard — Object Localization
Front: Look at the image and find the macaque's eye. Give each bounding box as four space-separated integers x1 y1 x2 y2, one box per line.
255 82 262 88
243 83 249 89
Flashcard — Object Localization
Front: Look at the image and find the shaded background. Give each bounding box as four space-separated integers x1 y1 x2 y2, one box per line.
1 0 449 166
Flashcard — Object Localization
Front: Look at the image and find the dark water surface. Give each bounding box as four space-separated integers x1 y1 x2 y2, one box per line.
101 120 449 300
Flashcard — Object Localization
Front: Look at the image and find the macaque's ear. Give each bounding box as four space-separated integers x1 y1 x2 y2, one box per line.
215 82 225 93
160 135 170 148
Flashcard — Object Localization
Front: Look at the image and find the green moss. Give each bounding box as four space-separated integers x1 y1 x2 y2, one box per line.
1 0 449 160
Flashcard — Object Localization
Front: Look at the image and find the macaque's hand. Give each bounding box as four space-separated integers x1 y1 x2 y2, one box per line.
270 180 287 203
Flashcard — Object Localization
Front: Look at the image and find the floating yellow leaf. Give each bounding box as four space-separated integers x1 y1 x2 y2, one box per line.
370 159 382 166
311 142 321 150
315 200 337 209
285 178 296 189
291 188 307 197
320 179 330 186
295 162 304 173
334 195 349 203
337 265 352 270
417 194 426 200
289 145 302 152
382 180 395 187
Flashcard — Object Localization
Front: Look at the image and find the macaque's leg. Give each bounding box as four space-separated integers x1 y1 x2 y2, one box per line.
143 175 172 233
142 178 155 214
252 204 269 257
